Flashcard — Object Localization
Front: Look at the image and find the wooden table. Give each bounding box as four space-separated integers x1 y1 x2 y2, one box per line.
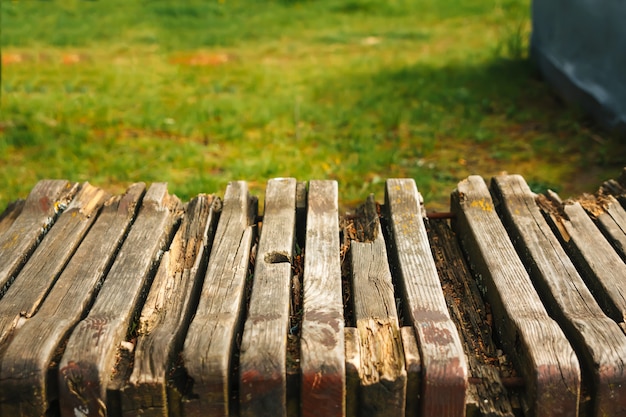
0 169 624 417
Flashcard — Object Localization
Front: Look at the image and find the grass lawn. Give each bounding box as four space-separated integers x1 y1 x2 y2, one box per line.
1 0 624 212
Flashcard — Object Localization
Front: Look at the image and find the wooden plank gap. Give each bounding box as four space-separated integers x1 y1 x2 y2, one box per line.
0 183 109 345
451 175 580 417
538 193 626 328
57 183 183 417
426 218 516 417
181 181 258 417
0 180 78 297
117 194 221 417
492 174 626 417
0 183 146 417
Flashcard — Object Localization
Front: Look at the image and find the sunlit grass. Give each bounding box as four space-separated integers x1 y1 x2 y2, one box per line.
1 0 624 212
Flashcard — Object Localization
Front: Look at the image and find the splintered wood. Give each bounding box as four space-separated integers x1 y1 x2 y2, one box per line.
182 181 257 417
0 168 625 417
348 195 406 417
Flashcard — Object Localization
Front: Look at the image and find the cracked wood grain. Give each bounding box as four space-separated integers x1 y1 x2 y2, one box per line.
300 180 345 417
239 178 297 417
0 184 144 417
182 181 257 417
350 195 406 417
0 180 78 296
493 174 626 417
538 193 626 330
0 183 109 345
57 183 182 417
119 194 221 417
385 178 467 417
451 175 580 417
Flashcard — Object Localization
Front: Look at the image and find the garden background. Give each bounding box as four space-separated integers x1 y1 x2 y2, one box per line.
1 0 624 212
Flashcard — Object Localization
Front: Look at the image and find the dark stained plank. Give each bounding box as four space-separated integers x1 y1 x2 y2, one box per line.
400 326 421 417
0 183 109 344
0 199 25 237
578 193 626 262
344 327 359 417
300 180 345 417
451 175 580 417
350 195 406 417
492 174 626 417
0 184 145 417
119 194 221 417
0 180 78 295
538 193 626 326
182 181 257 417
239 178 297 417
57 183 182 417
427 218 515 417
384 178 467 417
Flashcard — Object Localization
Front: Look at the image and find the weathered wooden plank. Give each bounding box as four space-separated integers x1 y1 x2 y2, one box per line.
384 178 467 417
0 180 78 295
492 174 626 417
603 169 626 208
57 183 182 417
0 184 145 417
239 178 297 417
0 199 25 237
400 326 421 417
427 218 515 417
538 193 626 326
118 194 221 417
0 183 109 344
182 181 257 417
300 180 345 417
577 193 626 262
451 175 580 417
350 195 406 417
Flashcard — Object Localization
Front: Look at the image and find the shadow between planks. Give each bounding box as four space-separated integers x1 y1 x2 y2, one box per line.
0 169 624 417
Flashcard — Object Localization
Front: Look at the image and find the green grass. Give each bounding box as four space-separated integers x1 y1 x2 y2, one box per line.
1 0 624 212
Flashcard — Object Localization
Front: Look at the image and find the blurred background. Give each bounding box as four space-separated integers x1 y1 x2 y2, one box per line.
1 0 624 212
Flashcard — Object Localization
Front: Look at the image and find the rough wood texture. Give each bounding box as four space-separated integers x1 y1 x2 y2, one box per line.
578 193 626 262
300 180 345 417
0 184 145 417
239 178 297 417
120 194 221 417
0 183 109 345
538 193 626 326
350 195 406 417
492 175 626 417
400 326 421 417
182 181 257 417
0 199 24 237
451 175 580 417
0 180 77 296
385 178 467 417
427 218 515 417
58 183 182 417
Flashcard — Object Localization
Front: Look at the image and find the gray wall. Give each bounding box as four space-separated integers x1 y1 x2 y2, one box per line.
531 0 626 132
